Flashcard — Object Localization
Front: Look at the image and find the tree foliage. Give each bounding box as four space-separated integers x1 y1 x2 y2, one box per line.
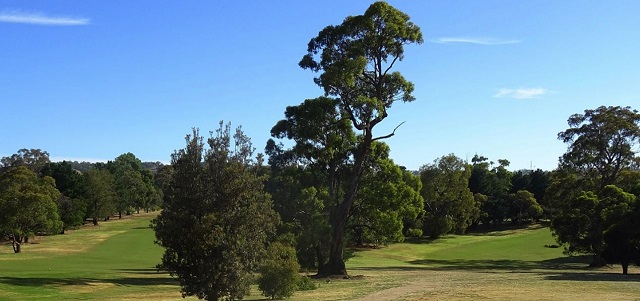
267 98 422 271
258 242 301 300
41 161 87 230
420 154 477 238
0 166 62 253
468 155 513 225
152 123 279 301
1 148 51 174
83 169 116 226
298 1 423 276
558 106 640 188
510 190 542 223
350 142 423 245
550 106 640 267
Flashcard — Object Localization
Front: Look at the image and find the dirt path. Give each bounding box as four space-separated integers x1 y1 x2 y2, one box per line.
350 278 432 301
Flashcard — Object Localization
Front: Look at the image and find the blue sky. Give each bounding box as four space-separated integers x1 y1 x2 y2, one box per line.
1 1 639 171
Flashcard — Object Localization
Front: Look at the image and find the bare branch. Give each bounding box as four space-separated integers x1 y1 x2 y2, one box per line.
383 55 399 77
372 121 405 141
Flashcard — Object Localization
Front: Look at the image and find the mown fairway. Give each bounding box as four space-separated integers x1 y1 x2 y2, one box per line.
1 215 639 301
0 213 185 301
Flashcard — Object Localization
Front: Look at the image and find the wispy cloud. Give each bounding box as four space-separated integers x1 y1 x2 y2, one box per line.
432 37 522 45
0 9 89 26
493 88 548 99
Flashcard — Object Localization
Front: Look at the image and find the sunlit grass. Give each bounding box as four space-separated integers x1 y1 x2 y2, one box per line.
1 214 639 301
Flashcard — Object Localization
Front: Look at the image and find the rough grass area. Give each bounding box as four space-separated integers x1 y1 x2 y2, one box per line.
1 215 639 301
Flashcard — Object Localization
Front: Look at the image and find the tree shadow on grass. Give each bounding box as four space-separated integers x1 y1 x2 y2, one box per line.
353 255 640 282
404 255 591 271
544 272 640 282
350 255 592 274
115 268 163 275
0 276 179 287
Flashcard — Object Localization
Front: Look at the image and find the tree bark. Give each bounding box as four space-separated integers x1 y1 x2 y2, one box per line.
11 235 21 253
622 261 629 275
589 253 606 267
320 135 371 277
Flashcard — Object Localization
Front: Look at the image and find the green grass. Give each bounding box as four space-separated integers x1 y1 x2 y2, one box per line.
1 216 639 301
0 213 184 301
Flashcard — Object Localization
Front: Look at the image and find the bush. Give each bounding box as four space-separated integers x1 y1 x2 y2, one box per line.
258 243 301 299
405 228 423 237
296 276 317 291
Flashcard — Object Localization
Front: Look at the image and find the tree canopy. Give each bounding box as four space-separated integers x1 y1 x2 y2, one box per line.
558 105 640 188
0 166 62 253
153 123 279 301
550 105 640 270
297 0 423 276
420 154 477 238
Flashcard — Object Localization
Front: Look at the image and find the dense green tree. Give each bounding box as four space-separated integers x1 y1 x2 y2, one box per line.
55 195 86 232
509 190 542 223
152 123 279 301
258 242 301 300
551 184 640 268
558 106 640 188
298 1 423 276
600 186 639 274
616 169 640 197
264 165 331 270
41 161 86 199
41 161 88 230
551 190 602 260
268 97 422 269
468 155 513 225
1 148 51 174
528 169 551 207
0 166 62 253
550 106 640 266
266 97 351 270
420 154 477 238
83 169 116 226
110 153 143 218
350 142 423 245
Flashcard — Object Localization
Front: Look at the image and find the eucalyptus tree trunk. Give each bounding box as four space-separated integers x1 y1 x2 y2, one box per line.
321 137 371 277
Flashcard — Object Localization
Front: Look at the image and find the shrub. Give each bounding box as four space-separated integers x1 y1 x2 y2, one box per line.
405 228 423 237
258 242 301 299
296 276 317 291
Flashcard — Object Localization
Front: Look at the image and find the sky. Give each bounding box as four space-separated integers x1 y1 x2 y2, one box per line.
1 1 639 171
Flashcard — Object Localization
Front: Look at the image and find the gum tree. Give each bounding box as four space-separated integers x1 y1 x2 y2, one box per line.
299 1 422 275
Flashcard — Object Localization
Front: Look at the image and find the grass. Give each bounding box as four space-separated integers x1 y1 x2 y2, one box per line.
0 213 185 301
1 215 639 300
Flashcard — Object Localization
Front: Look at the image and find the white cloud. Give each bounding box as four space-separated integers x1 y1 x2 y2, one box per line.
493 88 548 99
432 37 522 45
0 9 89 26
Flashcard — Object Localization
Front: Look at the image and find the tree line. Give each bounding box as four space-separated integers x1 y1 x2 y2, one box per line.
0 149 163 253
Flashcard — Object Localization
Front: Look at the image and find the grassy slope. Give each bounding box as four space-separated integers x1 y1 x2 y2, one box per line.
1 216 639 301
0 213 184 301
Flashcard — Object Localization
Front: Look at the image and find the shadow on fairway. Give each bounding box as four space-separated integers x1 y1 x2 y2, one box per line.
0 276 178 287
354 255 640 282
351 255 591 273
544 272 640 282
405 255 590 271
115 268 162 275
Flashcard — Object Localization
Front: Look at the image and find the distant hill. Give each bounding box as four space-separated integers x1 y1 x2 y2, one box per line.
141 161 164 173
67 161 95 173
66 161 165 173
